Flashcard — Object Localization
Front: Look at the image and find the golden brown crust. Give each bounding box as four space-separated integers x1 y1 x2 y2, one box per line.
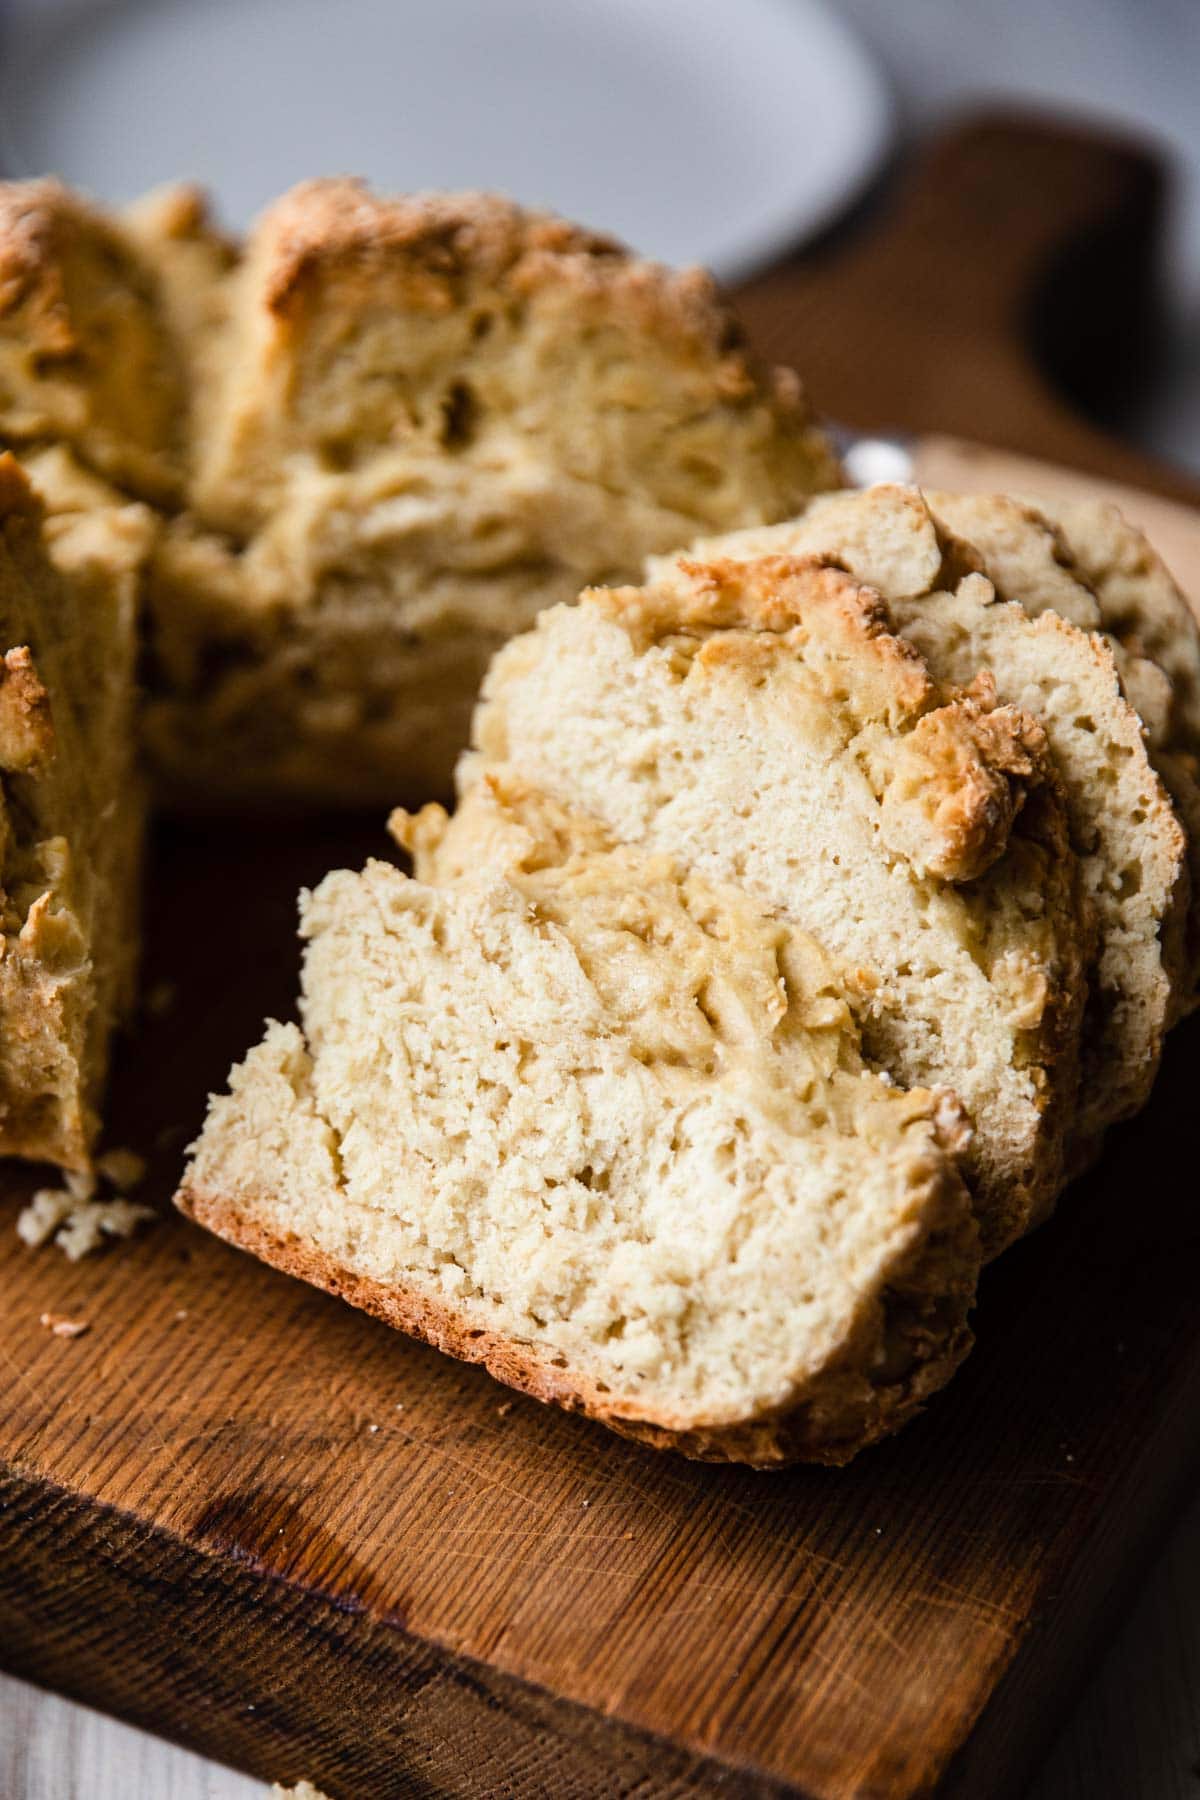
0 645 53 772
597 554 1055 885
601 555 930 710
250 180 802 423
256 179 622 316
0 181 184 502
0 174 839 806
0 178 77 336
0 445 146 1170
926 486 1200 1016
178 1181 976 1468
0 451 45 521
879 679 1051 885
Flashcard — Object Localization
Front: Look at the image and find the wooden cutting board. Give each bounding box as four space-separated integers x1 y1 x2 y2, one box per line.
4 115 1200 1800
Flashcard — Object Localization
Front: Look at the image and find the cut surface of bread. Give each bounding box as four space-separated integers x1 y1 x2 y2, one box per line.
0 174 841 808
933 489 1200 1013
466 544 1089 1255
181 780 979 1467
665 486 1188 1144
0 454 149 1168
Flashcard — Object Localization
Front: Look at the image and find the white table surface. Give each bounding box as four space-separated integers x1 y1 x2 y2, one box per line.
5 1 1200 1794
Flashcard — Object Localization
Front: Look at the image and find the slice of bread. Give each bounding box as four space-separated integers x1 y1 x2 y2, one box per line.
931 489 1200 1011
180 779 979 1467
0 454 149 1168
1029 495 1200 758
667 487 1188 1145
0 174 840 808
467 546 1090 1256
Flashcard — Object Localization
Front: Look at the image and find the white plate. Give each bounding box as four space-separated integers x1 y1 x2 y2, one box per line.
0 0 890 279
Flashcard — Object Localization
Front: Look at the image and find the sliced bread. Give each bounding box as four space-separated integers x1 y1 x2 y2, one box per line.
467 545 1090 1255
0 454 150 1167
667 486 1189 1144
931 488 1200 1011
180 778 979 1467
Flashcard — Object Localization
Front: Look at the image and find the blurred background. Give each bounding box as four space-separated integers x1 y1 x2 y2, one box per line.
1 0 1199 468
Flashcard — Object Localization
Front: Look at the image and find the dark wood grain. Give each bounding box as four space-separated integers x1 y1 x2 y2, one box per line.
3 113 1200 1800
736 110 1200 505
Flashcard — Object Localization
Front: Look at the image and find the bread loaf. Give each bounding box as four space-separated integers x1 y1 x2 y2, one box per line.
465 537 1090 1254
0 454 149 1167
181 779 979 1466
0 174 840 807
662 486 1189 1145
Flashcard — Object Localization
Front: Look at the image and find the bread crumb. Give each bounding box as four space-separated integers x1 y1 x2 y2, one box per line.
64 1167 96 1203
17 1188 77 1247
39 1312 90 1338
271 1783 334 1799
95 1147 147 1191
495 1401 513 1417
17 1187 156 1260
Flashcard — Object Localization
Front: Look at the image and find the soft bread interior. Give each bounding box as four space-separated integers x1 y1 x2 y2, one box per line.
0 176 838 809
0 180 185 503
0 454 149 1166
665 486 1188 1142
928 488 1200 1012
466 548 1087 1254
182 782 979 1465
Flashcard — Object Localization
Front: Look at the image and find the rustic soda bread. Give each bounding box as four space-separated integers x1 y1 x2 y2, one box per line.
664 487 1189 1145
0 173 840 807
466 547 1090 1256
180 779 980 1467
145 179 838 805
0 454 149 1168
929 488 1200 1012
0 180 185 505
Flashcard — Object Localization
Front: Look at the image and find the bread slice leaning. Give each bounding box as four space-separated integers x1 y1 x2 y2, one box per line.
0 454 150 1167
669 486 1189 1148
929 488 1200 1013
180 779 980 1467
467 544 1090 1257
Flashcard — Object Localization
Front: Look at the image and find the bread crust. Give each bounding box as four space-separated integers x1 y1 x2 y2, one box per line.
599 554 1058 886
0 451 147 1168
177 1180 975 1469
0 644 53 772
249 179 807 416
660 487 1179 1170
471 545 1091 1252
0 180 184 502
928 488 1200 1014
